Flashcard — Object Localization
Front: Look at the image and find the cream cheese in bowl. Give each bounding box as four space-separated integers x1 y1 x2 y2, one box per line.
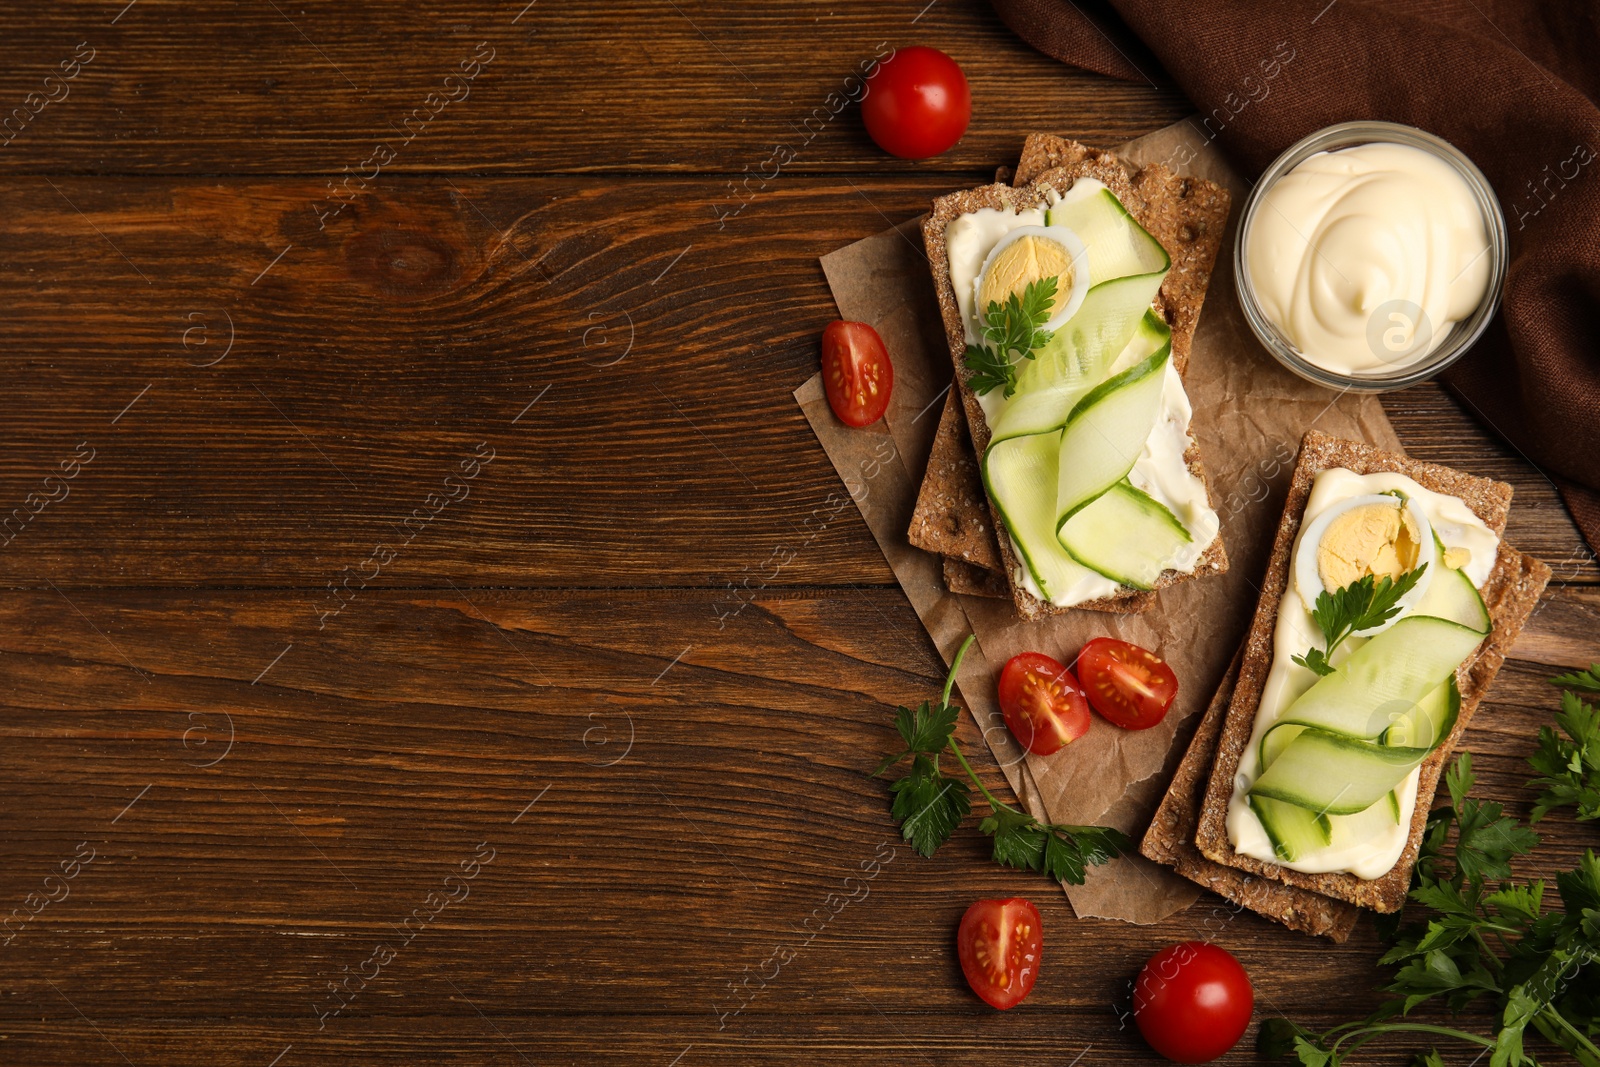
1247 143 1491 374
1235 122 1508 391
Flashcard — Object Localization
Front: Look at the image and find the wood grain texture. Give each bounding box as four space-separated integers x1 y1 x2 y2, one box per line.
1 1 1596 1063
0 1 1187 176
0 588 1592 1065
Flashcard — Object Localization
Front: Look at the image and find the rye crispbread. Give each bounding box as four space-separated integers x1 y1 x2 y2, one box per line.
942 555 1009 599
1141 647 1362 941
916 136 1231 617
909 390 1004 573
1191 430 1552 913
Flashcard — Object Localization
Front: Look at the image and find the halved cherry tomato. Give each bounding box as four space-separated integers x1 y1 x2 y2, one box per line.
861 46 971 160
1077 637 1178 730
821 320 893 427
1133 941 1253 1063
998 652 1090 755
957 898 1042 1010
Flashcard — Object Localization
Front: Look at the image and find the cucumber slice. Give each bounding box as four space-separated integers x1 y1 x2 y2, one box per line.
981 430 1098 600
1412 546 1491 633
1248 795 1332 862
1045 188 1170 286
1249 729 1431 815
1012 275 1169 401
1057 480 1191 589
1054 350 1170 521
997 311 1170 442
1258 722 1306 771
1380 676 1460 750
1386 790 1402 824
1280 615 1486 740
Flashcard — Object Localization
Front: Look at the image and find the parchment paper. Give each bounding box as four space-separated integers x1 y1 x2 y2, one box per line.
797 120 1401 923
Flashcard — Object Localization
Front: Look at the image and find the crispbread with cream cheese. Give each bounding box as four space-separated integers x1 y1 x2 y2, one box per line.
919 137 1230 618
1191 430 1550 913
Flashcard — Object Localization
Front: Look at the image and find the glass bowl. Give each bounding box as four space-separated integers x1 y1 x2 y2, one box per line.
1234 120 1508 392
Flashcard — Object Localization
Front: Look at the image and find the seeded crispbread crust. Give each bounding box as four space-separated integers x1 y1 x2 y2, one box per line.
909 390 1004 572
942 555 1009 599
1142 647 1362 941
919 139 1230 618
1192 430 1552 913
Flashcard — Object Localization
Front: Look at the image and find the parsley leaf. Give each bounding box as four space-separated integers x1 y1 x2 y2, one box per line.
888 754 970 858
1527 689 1600 822
875 634 1128 884
1552 663 1600 692
1451 800 1540 886
981 806 1046 870
873 699 960 777
1256 1018 1314 1060
978 802 1132 884
1292 647 1335 678
962 276 1057 398
1292 565 1427 676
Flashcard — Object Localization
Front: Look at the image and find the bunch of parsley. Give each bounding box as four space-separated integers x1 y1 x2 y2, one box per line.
873 634 1131 884
963 277 1057 398
1260 666 1600 1067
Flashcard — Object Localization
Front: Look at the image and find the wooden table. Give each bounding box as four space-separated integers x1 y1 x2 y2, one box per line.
2 3 1595 1063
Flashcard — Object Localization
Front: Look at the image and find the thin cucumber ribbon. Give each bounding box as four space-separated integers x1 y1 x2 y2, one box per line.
978 187 1183 598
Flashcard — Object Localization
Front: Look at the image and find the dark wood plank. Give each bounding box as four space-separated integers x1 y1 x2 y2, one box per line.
0 1011 1502 1067
0 176 1588 588
0 587 1591 1065
0 174 925 588
0 1 1187 176
1383 382 1599 582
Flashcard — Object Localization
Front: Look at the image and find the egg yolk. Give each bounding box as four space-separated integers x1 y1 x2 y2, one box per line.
1316 502 1421 592
979 235 1073 319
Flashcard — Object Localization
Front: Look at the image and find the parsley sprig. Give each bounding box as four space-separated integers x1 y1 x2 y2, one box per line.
962 276 1057 398
1527 670 1600 822
1292 564 1427 677
1551 663 1600 693
873 634 1131 883
1260 671 1600 1067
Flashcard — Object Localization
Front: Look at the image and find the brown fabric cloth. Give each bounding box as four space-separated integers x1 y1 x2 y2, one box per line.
991 0 1600 558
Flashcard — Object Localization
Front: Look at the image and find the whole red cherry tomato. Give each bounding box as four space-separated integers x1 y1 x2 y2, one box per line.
956 898 1042 1010
998 652 1091 755
1133 941 1253 1062
1077 637 1179 730
821 320 892 427
861 46 971 159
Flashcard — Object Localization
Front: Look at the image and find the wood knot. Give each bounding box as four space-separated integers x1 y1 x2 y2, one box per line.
345 229 461 299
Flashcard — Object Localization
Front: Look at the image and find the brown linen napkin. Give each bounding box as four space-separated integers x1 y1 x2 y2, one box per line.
990 0 1600 555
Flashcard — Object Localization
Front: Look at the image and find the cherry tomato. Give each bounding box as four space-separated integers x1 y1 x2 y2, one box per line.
1133 941 1253 1062
1077 637 1179 730
998 652 1091 755
821 320 893 427
956 898 1042 1010
861 46 971 160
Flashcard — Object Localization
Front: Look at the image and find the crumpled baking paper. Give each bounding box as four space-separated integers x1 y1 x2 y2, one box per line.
796 120 1399 923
